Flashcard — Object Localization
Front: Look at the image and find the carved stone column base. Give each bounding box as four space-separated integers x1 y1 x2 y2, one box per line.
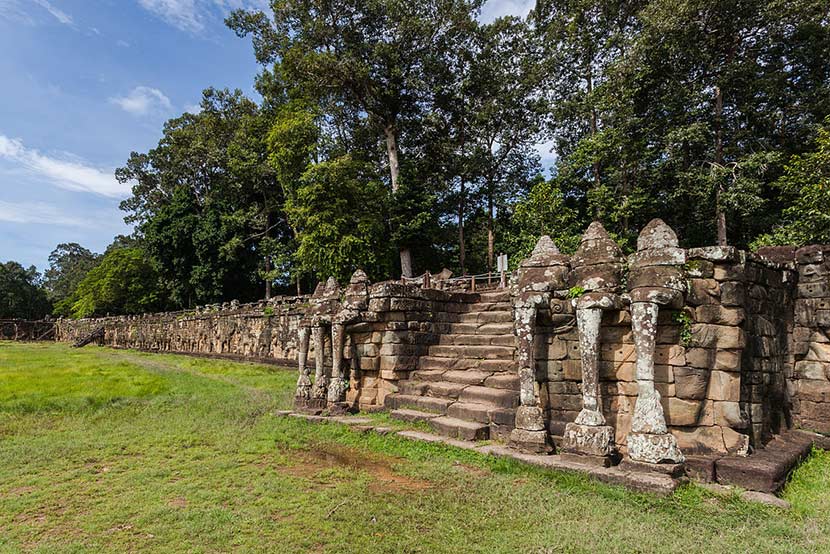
627 432 684 464
310 377 328 400
327 377 349 403
509 428 554 454
562 423 616 458
294 397 327 414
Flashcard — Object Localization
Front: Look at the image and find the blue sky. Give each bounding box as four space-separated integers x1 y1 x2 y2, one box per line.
0 0 538 272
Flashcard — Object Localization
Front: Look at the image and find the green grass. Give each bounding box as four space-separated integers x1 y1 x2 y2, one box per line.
1 342 829 553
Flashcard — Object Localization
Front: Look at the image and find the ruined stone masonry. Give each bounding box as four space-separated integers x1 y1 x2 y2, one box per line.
50 225 830 491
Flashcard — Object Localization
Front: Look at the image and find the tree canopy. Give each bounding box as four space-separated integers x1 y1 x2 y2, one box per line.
8 0 830 319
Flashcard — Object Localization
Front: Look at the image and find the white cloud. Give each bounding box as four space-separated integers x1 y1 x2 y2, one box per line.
479 0 534 23
184 103 203 114
137 0 269 33
32 0 73 26
117 39 131 48
138 0 202 33
0 135 129 198
0 200 92 227
110 86 172 116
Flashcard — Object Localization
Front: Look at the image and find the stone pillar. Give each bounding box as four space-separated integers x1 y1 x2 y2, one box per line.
561 222 623 464
626 219 685 465
574 306 603 425
509 236 569 453
295 326 312 400
310 325 328 399
328 323 349 404
328 270 371 411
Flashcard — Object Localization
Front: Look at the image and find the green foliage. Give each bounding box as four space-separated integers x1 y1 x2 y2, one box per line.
507 178 582 261
286 156 391 282
752 118 830 248
262 306 275 317
70 248 162 318
567 286 586 299
672 310 694 347
0 262 51 319
44 243 100 317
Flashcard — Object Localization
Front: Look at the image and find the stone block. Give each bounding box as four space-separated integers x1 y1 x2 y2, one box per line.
665 398 712 427
720 282 746 306
562 359 582 380
707 371 741 401
713 401 746 428
599 361 635 382
689 324 745 350
654 345 686 366
671 426 728 455
794 360 829 380
562 423 616 457
687 279 721 306
805 342 830 363
695 305 745 326
687 246 740 262
798 282 830 298
674 367 709 400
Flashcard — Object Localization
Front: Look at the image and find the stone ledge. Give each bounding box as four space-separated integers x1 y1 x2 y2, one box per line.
715 430 815 492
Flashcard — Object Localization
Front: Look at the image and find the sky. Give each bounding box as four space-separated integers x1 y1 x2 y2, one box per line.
0 0 539 272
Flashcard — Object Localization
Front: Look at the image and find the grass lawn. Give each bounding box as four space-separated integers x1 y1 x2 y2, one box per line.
1 343 829 553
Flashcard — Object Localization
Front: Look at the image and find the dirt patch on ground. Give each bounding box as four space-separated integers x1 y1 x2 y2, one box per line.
280 444 431 494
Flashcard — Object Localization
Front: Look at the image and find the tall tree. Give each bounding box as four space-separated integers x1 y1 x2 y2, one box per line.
0 262 51 320
44 243 99 316
117 88 286 306
227 0 484 277
69 248 162 318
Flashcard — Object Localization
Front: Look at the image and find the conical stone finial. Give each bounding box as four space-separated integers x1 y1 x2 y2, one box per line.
349 269 369 284
324 276 339 293
311 282 326 298
581 221 612 243
572 221 624 268
637 219 678 252
532 235 560 257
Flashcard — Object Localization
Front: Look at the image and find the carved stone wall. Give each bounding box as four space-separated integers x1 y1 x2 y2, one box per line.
49 237 830 458
791 245 830 434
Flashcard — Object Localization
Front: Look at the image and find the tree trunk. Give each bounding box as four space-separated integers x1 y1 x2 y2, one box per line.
264 211 273 300
264 257 272 300
296 274 301 296
714 85 727 246
586 59 601 197
487 185 495 275
385 123 414 277
459 177 466 275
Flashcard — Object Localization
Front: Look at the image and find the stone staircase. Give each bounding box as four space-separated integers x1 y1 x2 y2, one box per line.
385 290 519 441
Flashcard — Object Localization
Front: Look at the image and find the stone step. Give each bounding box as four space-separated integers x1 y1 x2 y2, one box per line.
411 369 446 381
427 380 467 399
418 356 518 372
447 322 514 335
459 301 512 313
458 385 520 409
390 408 440 423
429 416 490 441
437 334 516 347
458 311 513 324
443 369 493 385
478 290 511 303
427 344 515 360
384 394 452 414
483 373 520 390
446 402 492 423
397 380 429 396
